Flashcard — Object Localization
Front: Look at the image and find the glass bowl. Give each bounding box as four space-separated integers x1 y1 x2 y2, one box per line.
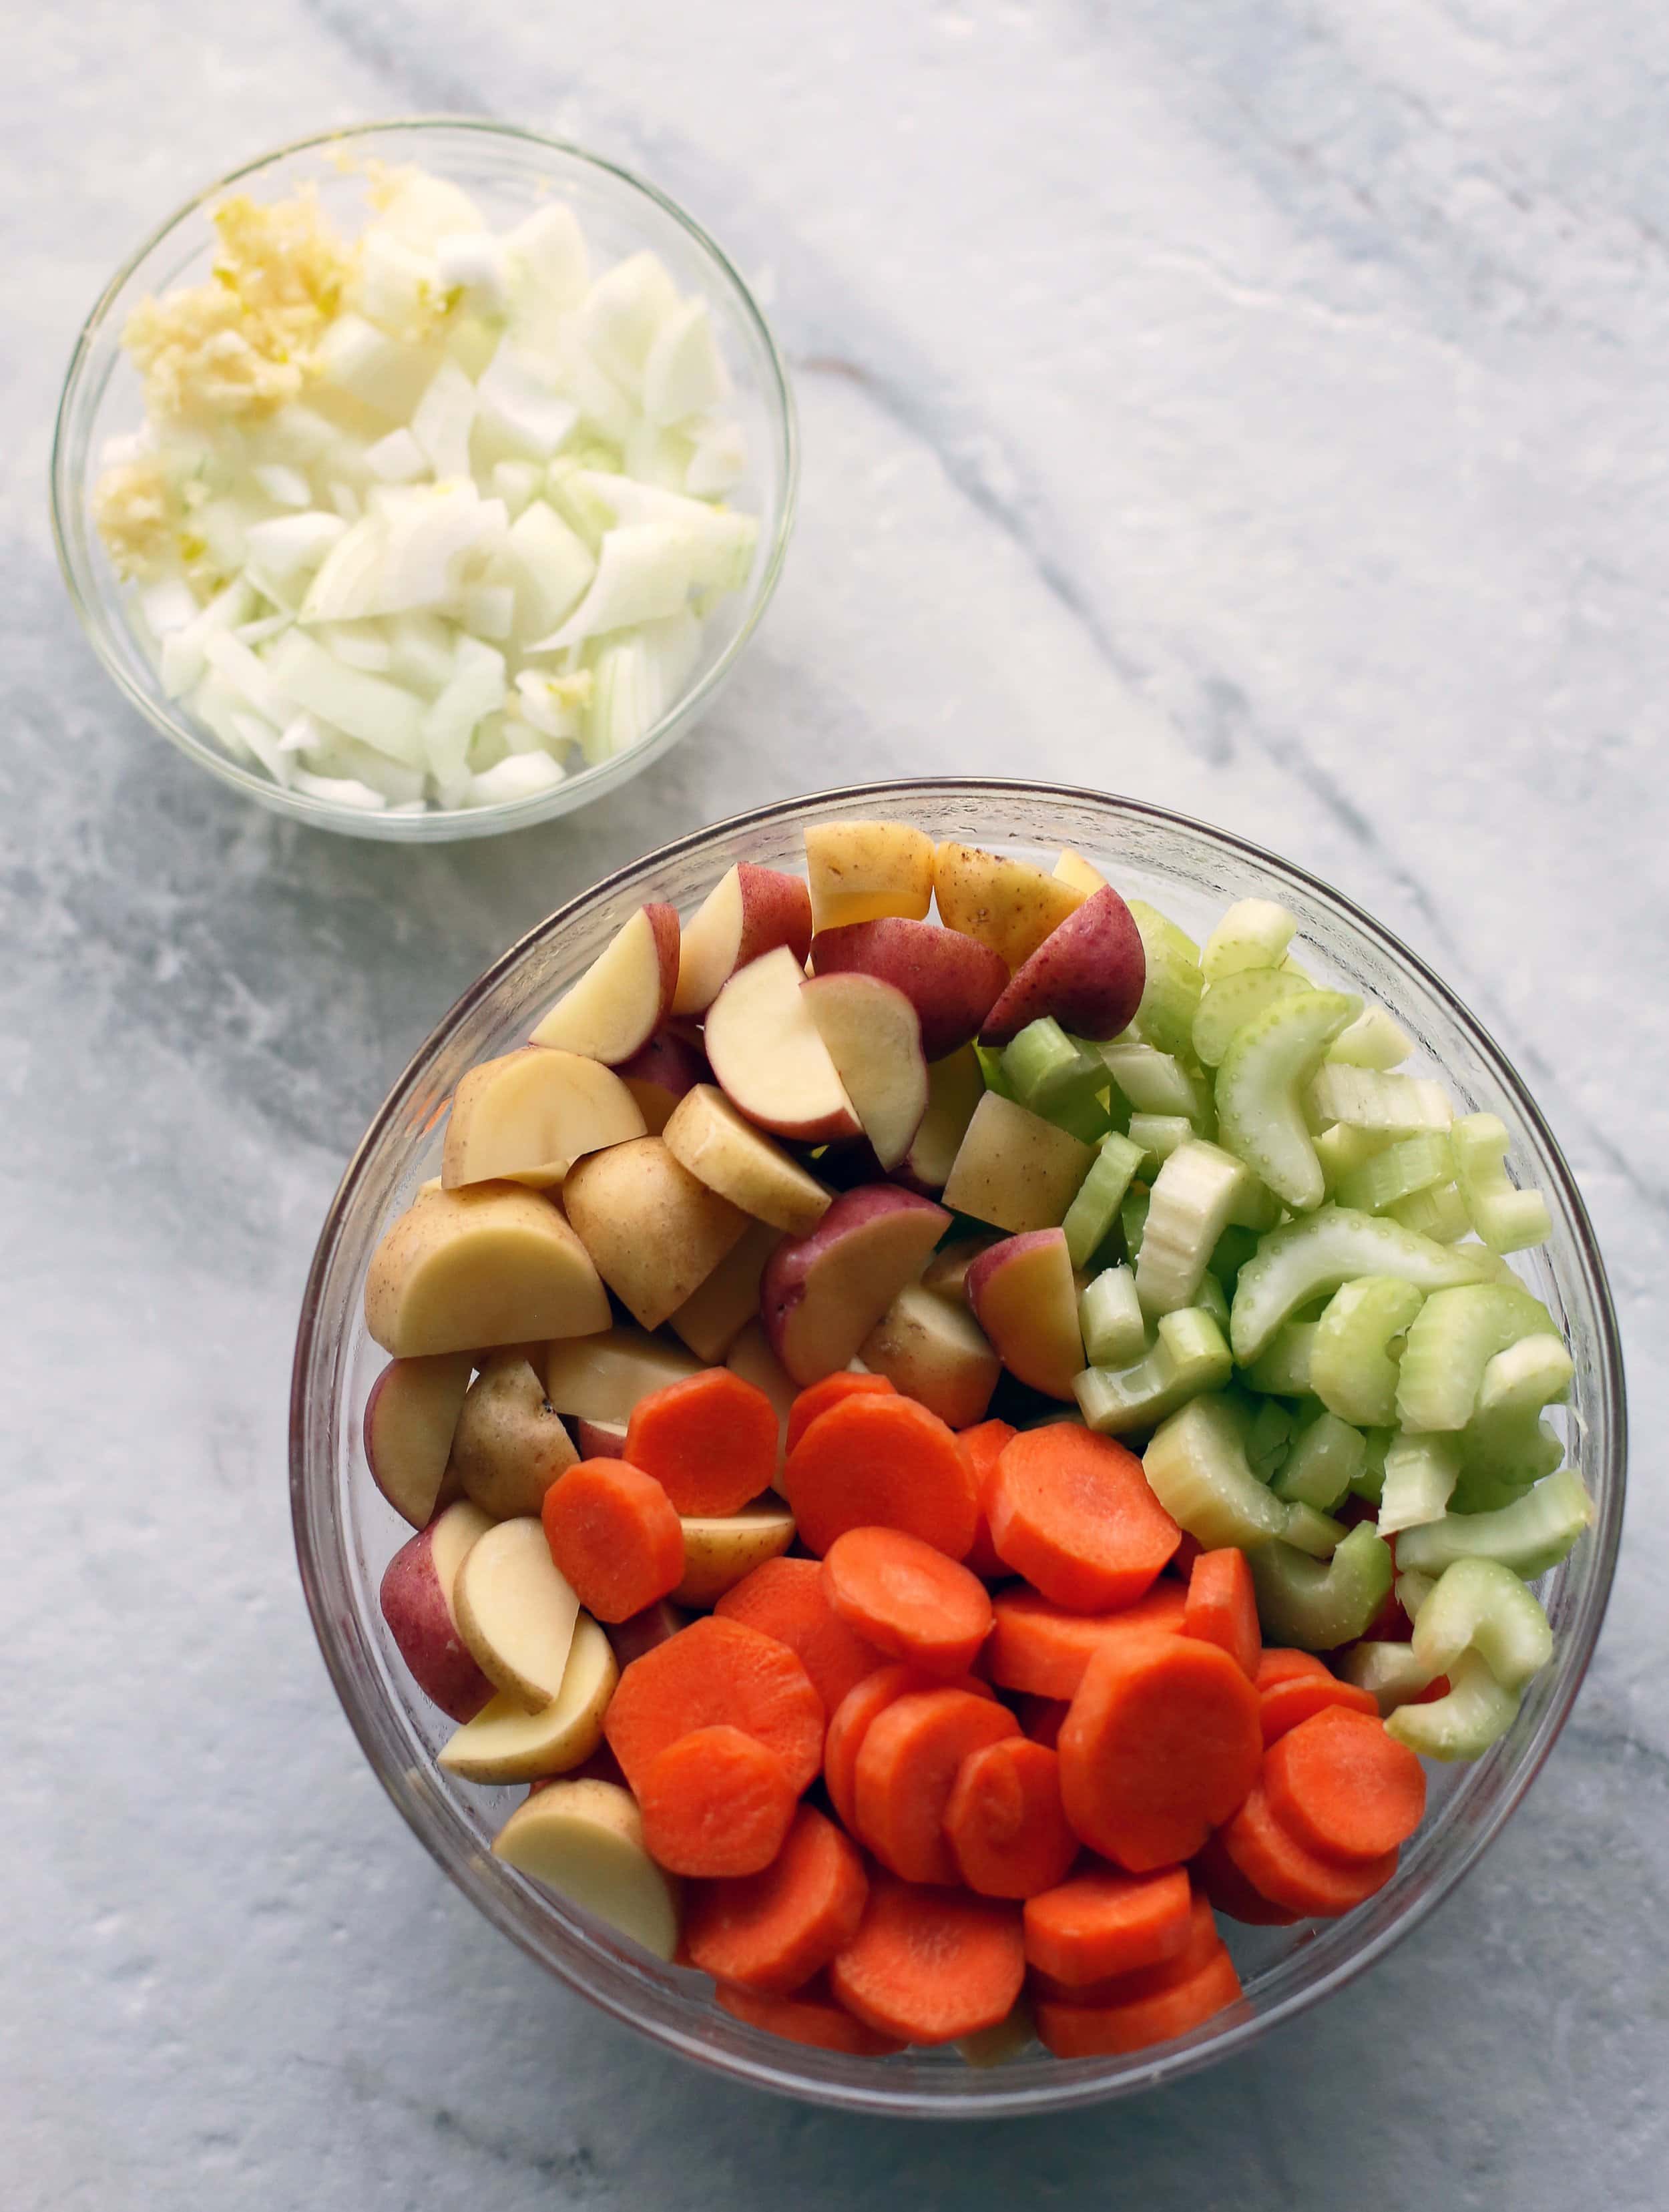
290 780 1624 2113
50 118 797 841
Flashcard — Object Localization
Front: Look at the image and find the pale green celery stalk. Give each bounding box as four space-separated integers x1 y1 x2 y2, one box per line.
1246 1399 1294 1481
1128 1113 1194 1168
1395 1282 1554 1431
1120 1187 1150 1266
1247 1524 1394 1650
1048 1088 1114 1144
1327 1005 1415 1070
1451 1112 1554 1254
1079 1264 1146 1367
1308 1275 1425 1427
1395 1567 1437 1619
1073 1308 1232 1434
1192 969 1309 1068
1335 1134 1453 1216
973 1044 1015 1100
1229 1206 1487 1365
1451 1335 1572 1506
1385 1648 1520 1761
1394 1467 1594 1580
1306 1064 1453 1137
1412 1557 1553 1693
1340 1640 1439 1715
1136 1140 1272 1318
1273 1407 1366 1510
1142 1393 1291 1548
1242 1320 1319 1397
1099 1038 1213 1123
1351 1427 1394 1504
1207 1223 1263 1288
1002 1018 1104 1114
1378 1432 1461 1536
1124 899 1204 1062
1200 897 1297 983
1282 1501 1347 1557
1194 1269 1230 1330
1315 1123 1395 1190
1216 991 1361 1211
1063 1133 1146 1269
1387 1180 1472 1243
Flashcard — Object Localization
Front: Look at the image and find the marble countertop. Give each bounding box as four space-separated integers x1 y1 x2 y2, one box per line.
5 2 1666 2204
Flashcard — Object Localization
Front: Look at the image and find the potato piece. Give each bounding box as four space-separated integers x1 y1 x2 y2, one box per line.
529 905 680 1065
363 1353 473 1528
544 1326 700 1423
1052 850 1106 895
365 1182 610 1357
899 1044 986 1192
662 1084 832 1235
725 1320 797 1457
941 1092 1096 1235
562 1136 751 1330
933 841 1087 969
670 1219 783 1364
439 1613 618 1781
675 1501 797 1606
442 1047 646 1190
452 1355 578 1519
453 1516 581 1709
379 1500 495 1722
493 1778 682 1960
804 819 935 932
966 1229 1086 1400
672 863 812 1016
859 1282 1001 1427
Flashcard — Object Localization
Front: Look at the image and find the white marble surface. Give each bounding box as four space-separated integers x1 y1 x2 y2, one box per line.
5 2 1667 2204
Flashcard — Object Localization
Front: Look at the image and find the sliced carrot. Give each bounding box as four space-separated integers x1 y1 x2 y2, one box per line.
985 1426 1180 1610
822 1663 997 1832
1022 1864 1192 1988
820 1525 994 1677
637 1724 796 1877
1034 1946 1242 2058
1058 1634 1262 1871
1218 1785 1399 1917
1168 1529 1205 1582
1192 1829 1302 1926
1258 1665 1381 1745
1015 1695 1070 1749
685 1805 869 1994
715 1556 884 1718
987 1584 1187 1699
716 1971 905 2056
781 1393 979 1560
1256 1646 1328 1689
1263 1707 1427 1864
539 1458 684 1623
830 1874 1026 2045
957 1419 1017 1578
1027 1892 1222 2003
1180 1547 1260 1681
626 1368 780 1516
853 1689 1021 1884
786 1370 896 1455
604 1616 824 1795
944 1739 1078 1899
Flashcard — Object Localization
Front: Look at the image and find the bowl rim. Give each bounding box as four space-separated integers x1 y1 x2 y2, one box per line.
292 776 1626 2113
49 115 799 841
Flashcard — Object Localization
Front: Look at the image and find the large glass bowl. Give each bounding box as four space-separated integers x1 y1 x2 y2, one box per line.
290 780 1624 2114
51 119 796 841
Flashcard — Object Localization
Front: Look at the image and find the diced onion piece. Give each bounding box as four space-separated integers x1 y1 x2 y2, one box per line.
683 419 747 497
139 578 201 636
312 312 433 415
463 751 567 807
252 461 312 508
365 427 430 484
576 251 680 391
491 459 543 517
503 204 590 315
159 579 256 698
411 358 478 481
356 224 442 335
423 636 507 792
435 230 510 314
567 473 757 592
291 769 389 810
503 500 595 639
463 583 515 639
313 620 392 672
529 523 702 650
375 170 487 248
244 510 350 582
643 298 728 425
262 628 426 763
475 343 580 459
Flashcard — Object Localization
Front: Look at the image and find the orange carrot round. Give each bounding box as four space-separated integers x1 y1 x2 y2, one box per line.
1180 1547 1260 1681
637 1724 796 1877
957 1419 1017 1578
822 1662 991 1829
1192 1830 1302 1926
1218 1784 1399 1918
1034 1946 1242 2058
830 1874 1026 2045
985 1426 1181 1610
1022 1864 1192 1988
685 1805 869 1995
626 1368 780 1516
820 1525 994 1677
1258 1663 1381 1744
716 1971 905 2056
1015 1694 1070 1749
1058 1634 1262 1871
715 1556 884 1719
986 1583 1187 1699
540 1458 684 1623
604 1616 824 1795
786 1370 895 1455
1027 1891 1224 2003
853 1688 1021 1884
944 1738 1078 1899
1263 1707 1427 1863
781 1393 979 1560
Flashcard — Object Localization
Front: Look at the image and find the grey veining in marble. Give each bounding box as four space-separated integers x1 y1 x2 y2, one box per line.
4 3 1666 2207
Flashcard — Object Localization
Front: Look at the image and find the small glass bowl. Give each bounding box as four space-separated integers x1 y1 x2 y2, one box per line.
291 781 1624 2113
51 119 797 841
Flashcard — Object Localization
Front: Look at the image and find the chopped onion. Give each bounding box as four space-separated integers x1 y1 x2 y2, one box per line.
436 230 511 315
463 750 567 806
365 427 430 484
643 299 728 426
577 252 680 392
411 358 478 481
475 343 580 458
527 521 704 650
290 770 389 811
252 461 312 508
245 510 350 581
262 630 426 763
684 419 747 497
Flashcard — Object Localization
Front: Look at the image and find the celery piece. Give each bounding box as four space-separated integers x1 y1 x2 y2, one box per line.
1308 1276 1425 1428
1387 1180 1472 1243
1395 1282 1554 1432
1073 1308 1233 1435
1063 1133 1146 1270
973 1043 1016 1102
1216 990 1361 1211
1120 1187 1150 1265
1246 1398 1295 1482
1201 898 1297 984
1349 1428 1391 1505
1243 1321 1319 1397
1194 1268 1231 1330
1273 1407 1366 1510
1125 899 1204 1062
1142 1392 1292 1550
1335 1134 1453 1216
1327 1006 1414 1071
1452 1336 1572 1506
1385 1649 1520 1762
1003 1019 1106 1117
1207 1223 1262 1289
1079 1263 1146 1367
1396 1568 1437 1618
1192 967 1310 1069
1048 1088 1114 1145
1247 1524 1394 1651
1477 1335 1573 1418
1128 1113 1195 1170
1451 1112 1554 1255
1413 1558 1553 1695
1340 1640 1439 1715
1378 1433 1461 1536
1099 1038 1212 1124
1306 1064 1453 1138
1393 1467 1594 1580
1136 1140 1272 1319
1282 1501 1347 1558
1315 1123 1395 1191
1229 1205 1487 1365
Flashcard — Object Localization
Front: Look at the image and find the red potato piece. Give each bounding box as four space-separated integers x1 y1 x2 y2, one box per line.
782 1391 981 1560
685 1805 869 1994
1022 1865 1194 1987
672 864 812 1018
715 1556 886 1719
830 1875 1026 2046
716 1972 905 2056
979 887 1147 1046
760 1185 950 1386
529 903 680 1064
939 1092 1096 1237
636 1725 798 1877
543 1327 700 1426
944 1738 1078 1899
1033 1948 1242 2058
852 1688 1021 1884
363 1353 472 1528
704 946 861 1144
965 1229 1085 1400
804 820 935 932
668 1219 784 1365
986 1583 1188 1699
615 1027 710 1136
379 1500 495 1721
858 1284 1001 1430
820 1527 994 1677
985 1426 1182 1612
603 1616 825 1795
810 919 1008 1060
801 972 931 1171
932 843 1087 971
662 1085 832 1237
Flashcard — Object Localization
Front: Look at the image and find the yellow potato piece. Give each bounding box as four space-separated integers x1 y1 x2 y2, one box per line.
493 1778 682 1961
442 1047 646 1190
1052 849 1106 896
670 1219 784 1365
453 1516 581 1709
941 1092 1096 1235
563 1136 750 1331
544 1325 700 1423
662 1084 832 1235
804 819 935 931
439 1613 618 1782
674 1500 797 1607
365 1181 610 1357
933 841 1087 969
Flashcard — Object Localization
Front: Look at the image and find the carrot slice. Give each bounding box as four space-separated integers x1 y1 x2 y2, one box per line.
1022 1865 1192 1987
1192 1831 1302 1927
715 1556 884 1718
945 1738 1078 1899
853 1688 1021 1884
1015 1695 1070 1749
1168 1529 1205 1582
1058 1634 1262 1871
830 1874 1026 2045
685 1805 869 1994
604 1616 824 1795
1034 1947 1242 2058
822 1664 996 1831
1028 1892 1222 2003
957 1419 1017 1578
1259 1667 1381 1745
1180 1548 1260 1681
716 1970 905 2056
626 1369 780 1516
782 1393 979 1560
1263 1707 1427 1864
786 1370 896 1455
987 1584 1187 1699
985 1426 1180 1610
637 1724 796 1877
1219 1785 1399 1917
820 1526 994 1677
539 1459 684 1623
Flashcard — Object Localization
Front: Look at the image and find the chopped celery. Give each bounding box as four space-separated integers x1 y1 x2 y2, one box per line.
1192 968 1309 1069
1099 1039 1213 1124
1246 1398 1295 1481
1385 1649 1519 1761
1048 1087 1115 1145
1124 899 1204 1062
1136 1140 1272 1318
1243 1320 1319 1397
1335 1134 1453 1216
1315 1123 1395 1190
1228 1205 1487 1365
1207 1223 1262 1288
1396 1568 1437 1618
1340 1640 1439 1715
1394 1467 1594 1580
1128 1113 1194 1168
1200 898 1296 983
1282 1501 1347 1558
1308 1275 1425 1427
1120 1186 1150 1265
1351 1427 1393 1504
1247 1524 1394 1651
1216 989 1361 1210
1378 1433 1460 1536
1142 1392 1291 1549
1412 1558 1553 1695
1063 1132 1146 1269
1306 1064 1453 1136
1387 1180 1472 1243
1327 1006 1414 1071
973 1043 1015 1100
1073 1308 1232 1434
1079 1263 1146 1367
1480 1334 1572 1417
1194 1268 1231 1330
1002 1018 1105 1116
1395 1282 1554 1431
1451 1335 1572 1506
1273 1407 1365 1510
1451 1112 1554 1254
